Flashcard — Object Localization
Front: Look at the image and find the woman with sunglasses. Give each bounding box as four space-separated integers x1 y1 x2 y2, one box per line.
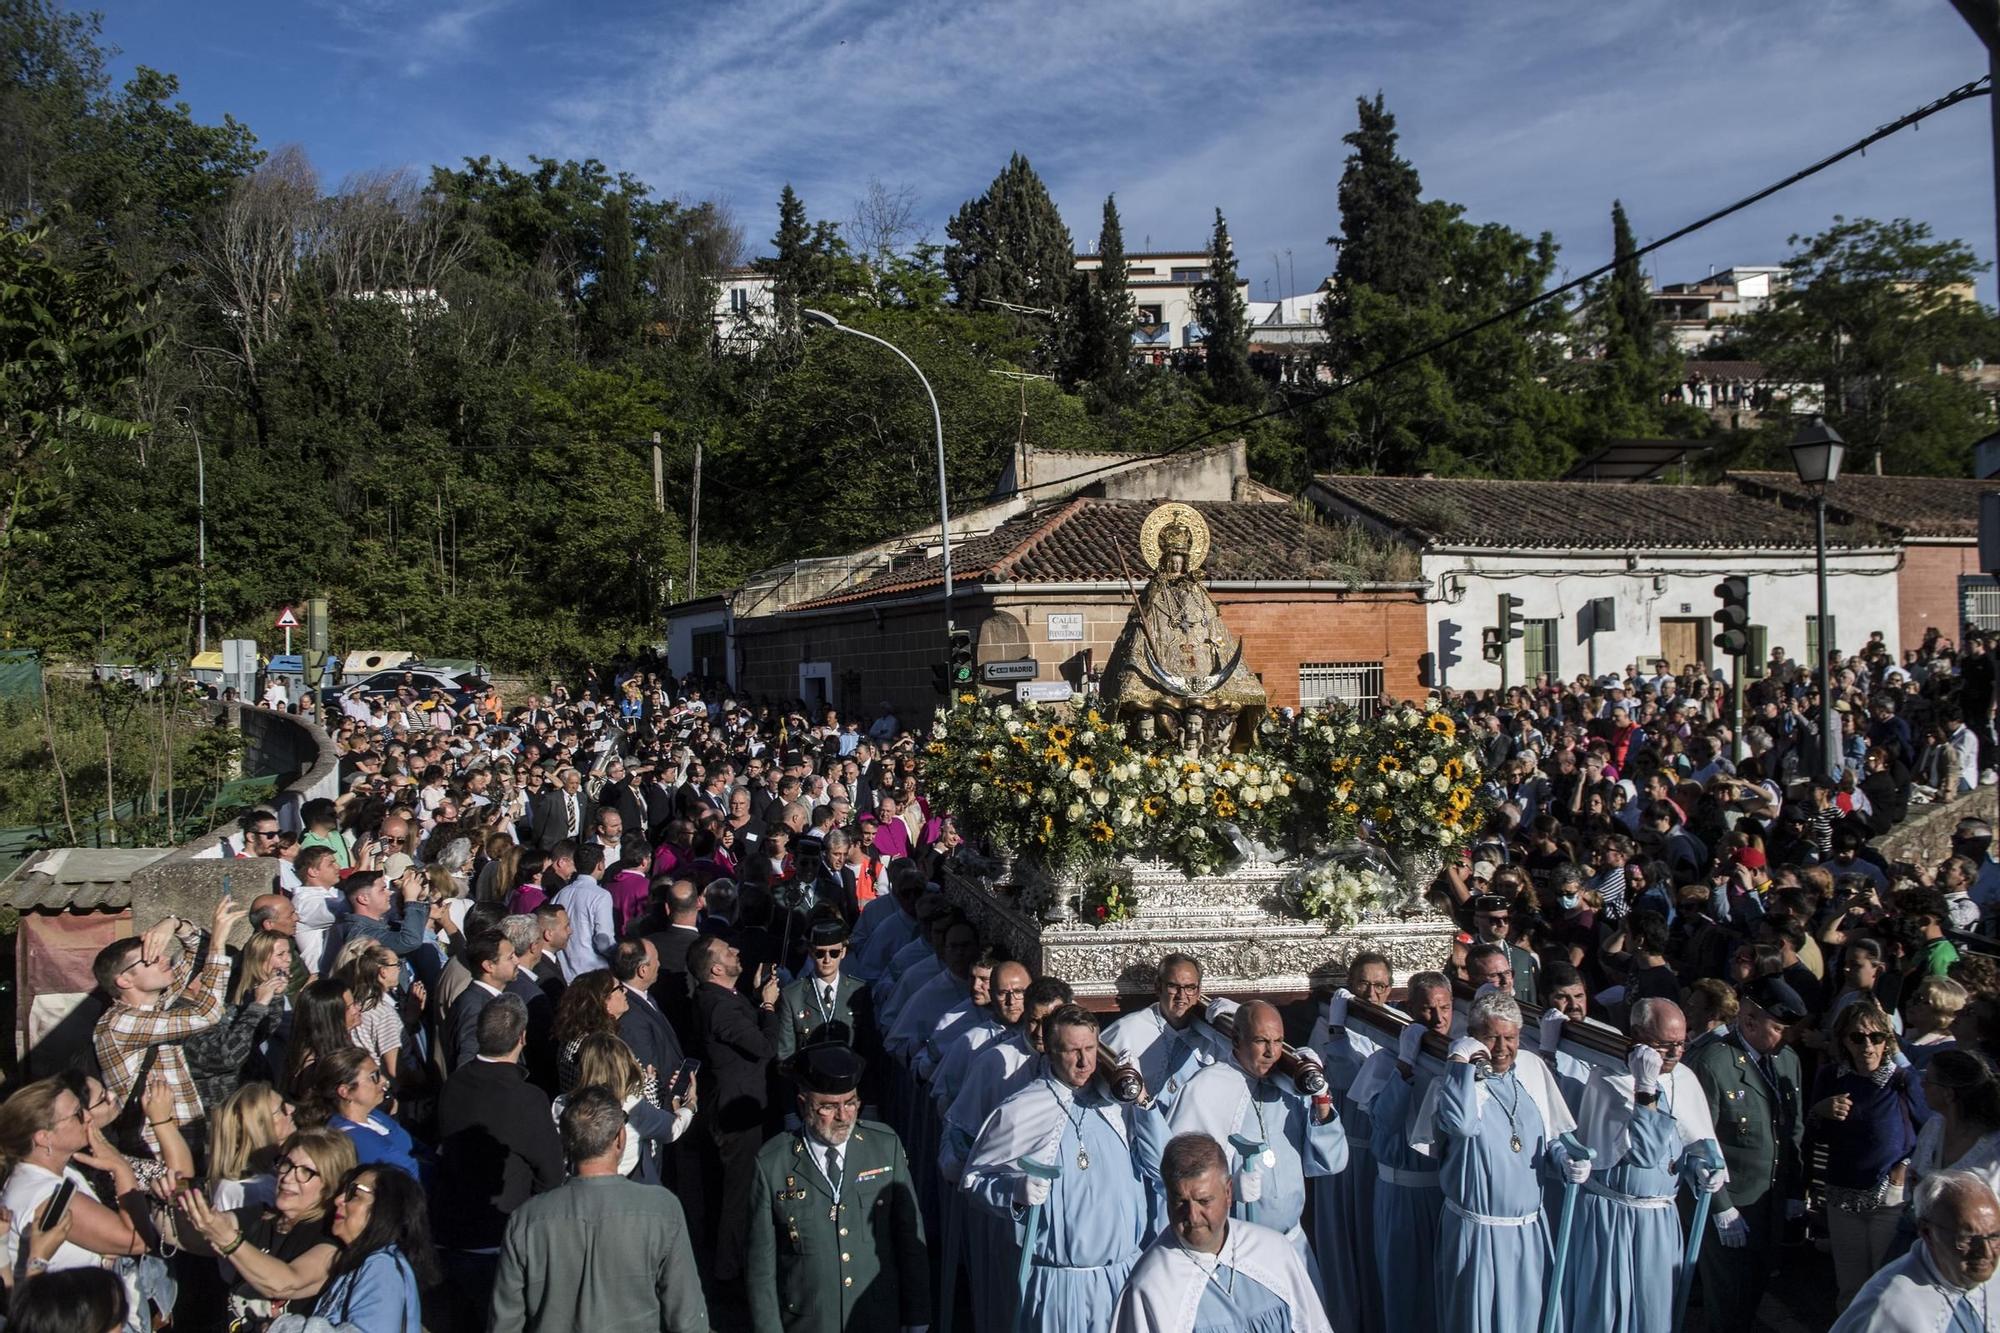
1808 1000 1932 1310
174 1129 356 1329
296 1050 429 1183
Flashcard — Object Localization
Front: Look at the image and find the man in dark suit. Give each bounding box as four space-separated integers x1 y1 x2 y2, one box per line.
692 933 783 1283
598 758 647 843
500 915 558 1094
641 761 681 843
633 878 705 1048
531 766 594 851
775 916 875 1064
613 939 685 1087
432 995 567 1325
445 930 520 1071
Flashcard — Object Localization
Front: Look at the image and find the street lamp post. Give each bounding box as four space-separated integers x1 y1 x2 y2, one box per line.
801 309 954 632
1789 418 1847 779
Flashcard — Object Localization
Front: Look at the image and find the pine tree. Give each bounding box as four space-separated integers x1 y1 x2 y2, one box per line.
1065 194 1134 396
943 152 1074 317
1195 208 1259 406
1606 200 1653 354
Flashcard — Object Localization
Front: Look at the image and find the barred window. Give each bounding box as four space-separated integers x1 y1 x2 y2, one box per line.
1299 661 1385 718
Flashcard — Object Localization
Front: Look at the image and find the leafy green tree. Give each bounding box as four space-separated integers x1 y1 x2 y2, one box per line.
0 216 155 615
1194 209 1259 407
1065 195 1133 397
587 189 635 355
1731 217 1999 475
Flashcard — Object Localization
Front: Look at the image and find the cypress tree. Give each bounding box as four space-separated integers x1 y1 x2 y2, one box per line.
761 183 812 333
1195 207 1259 406
588 189 635 353
943 152 1074 315
1066 194 1134 396
1322 93 1440 371
1606 200 1654 355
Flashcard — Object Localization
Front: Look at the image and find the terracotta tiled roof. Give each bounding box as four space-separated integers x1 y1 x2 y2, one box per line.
784 499 1406 611
1728 470 1986 540
1310 474 1893 551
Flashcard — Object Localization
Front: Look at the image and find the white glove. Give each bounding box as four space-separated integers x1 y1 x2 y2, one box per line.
1693 1164 1727 1196
1626 1044 1664 1096
1206 997 1241 1025
1398 1023 1427 1065
1238 1168 1264 1203
1549 1141 1591 1185
1450 1037 1491 1065
1538 1008 1566 1054
1020 1174 1051 1208
1714 1207 1748 1248
1327 988 1351 1029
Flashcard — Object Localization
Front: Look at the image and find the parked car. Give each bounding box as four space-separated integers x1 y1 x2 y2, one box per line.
344 665 488 710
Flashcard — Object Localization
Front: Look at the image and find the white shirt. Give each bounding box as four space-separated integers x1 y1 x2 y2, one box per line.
1 1163 105 1273
293 883 343 976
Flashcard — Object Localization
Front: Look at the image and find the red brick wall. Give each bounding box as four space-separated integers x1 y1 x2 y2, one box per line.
1900 542 1979 650
734 586 1428 722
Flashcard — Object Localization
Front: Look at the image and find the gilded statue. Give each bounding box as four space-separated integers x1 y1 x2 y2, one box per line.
1100 502 1267 752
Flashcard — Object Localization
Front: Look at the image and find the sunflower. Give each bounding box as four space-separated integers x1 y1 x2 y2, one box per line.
1009 734 1031 752
1373 805 1394 824
1086 709 1104 727
1048 724 1074 747
1427 713 1457 739
957 692 977 706
1377 755 1402 774
1042 744 1068 763
1041 814 1055 838
1142 795 1166 817
1443 757 1465 781
1213 795 1239 819
1074 755 1097 775
1336 779 1355 798
1089 821 1115 843
976 753 996 771
925 741 946 757
1328 756 1349 774
1448 786 1473 812
1342 802 1360 816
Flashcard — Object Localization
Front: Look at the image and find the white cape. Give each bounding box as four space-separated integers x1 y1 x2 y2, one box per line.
963 1076 1130 1186
1113 1218 1333 1333
1104 1005 1228 1096
1575 1063 1723 1168
1410 1048 1576 1158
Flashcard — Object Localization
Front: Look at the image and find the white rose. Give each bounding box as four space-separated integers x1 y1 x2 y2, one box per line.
1369 783 1386 799
1040 787 1058 805
1015 793 1030 807
1079 731 1096 746
1434 775 1451 793
1066 801 1085 820
1091 789 1109 808
970 783 985 799
1170 788 1187 806
1417 756 1438 776
1004 720 1021 735
1345 723 1361 737
1069 768 1093 789
996 705 1014 720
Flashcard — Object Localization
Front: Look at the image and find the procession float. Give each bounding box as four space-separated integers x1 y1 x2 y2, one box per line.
934 502 1476 1003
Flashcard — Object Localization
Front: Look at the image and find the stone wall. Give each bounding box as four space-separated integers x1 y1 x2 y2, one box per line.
1878 784 2000 870
127 705 341 932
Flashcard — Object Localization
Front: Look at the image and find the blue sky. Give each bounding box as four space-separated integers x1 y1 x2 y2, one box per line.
93 0 1998 299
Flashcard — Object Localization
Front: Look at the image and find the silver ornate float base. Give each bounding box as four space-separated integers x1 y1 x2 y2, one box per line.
941 856 1456 1003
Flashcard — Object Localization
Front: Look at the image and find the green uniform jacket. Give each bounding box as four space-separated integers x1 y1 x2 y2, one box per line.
745 1119 929 1333
1688 1031 1805 1211
774 973 875 1063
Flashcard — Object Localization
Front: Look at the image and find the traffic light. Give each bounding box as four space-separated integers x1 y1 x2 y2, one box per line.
948 628 975 688
1437 621 1463 675
1481 627 1503 664
1713 577 1750 656
1500 594 1526 642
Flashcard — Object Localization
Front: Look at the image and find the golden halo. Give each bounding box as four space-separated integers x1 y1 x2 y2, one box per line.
1138 502 1211 571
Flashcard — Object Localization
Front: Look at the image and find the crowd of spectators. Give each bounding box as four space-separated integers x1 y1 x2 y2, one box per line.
3 621 1999 1331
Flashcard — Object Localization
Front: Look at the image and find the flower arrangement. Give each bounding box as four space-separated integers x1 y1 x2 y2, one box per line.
927 691 1488 890
1078 867 1136 926
1287 852 1401 930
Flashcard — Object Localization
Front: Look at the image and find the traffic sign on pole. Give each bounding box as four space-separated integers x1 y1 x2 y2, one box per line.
275 604 300 656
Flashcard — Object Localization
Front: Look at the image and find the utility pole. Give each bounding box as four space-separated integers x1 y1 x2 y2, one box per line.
1949 1 2000 291
651 431 665 513
687 431 702 602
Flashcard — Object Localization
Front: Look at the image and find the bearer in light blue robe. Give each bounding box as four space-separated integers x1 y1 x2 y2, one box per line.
1113 1133 1332 1333
1166 1000 1347 1285
847 877 921 983
1365 972 1455 1333
1563 999 1727 1333
965 1005 1167 1333
1309 967 1393 1333
1414 992 1583 1333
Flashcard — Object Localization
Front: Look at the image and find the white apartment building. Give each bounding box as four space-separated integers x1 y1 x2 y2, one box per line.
1073 249 1249 362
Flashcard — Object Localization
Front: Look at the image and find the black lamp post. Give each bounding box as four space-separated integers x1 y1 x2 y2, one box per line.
1789 418 1846 779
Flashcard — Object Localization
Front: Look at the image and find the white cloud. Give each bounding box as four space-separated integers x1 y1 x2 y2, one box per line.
496 0 2000 296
